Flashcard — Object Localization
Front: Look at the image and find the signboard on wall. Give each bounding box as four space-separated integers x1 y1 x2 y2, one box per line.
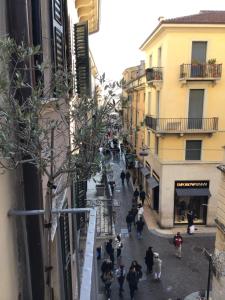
175 180 209 189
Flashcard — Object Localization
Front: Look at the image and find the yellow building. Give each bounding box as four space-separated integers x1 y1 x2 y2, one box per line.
122 61 148 178
140 10 225 228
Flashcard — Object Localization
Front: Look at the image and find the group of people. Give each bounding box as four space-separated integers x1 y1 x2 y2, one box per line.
120 169 131 185
126 203 145 239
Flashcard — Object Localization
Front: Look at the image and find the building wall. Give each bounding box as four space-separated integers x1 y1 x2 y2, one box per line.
0 170 20 300
143 24 225 228
212 168 225 300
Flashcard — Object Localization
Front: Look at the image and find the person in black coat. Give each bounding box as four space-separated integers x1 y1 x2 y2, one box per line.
145 246 154 273
136 217 145 239
125 171 131 184
140 190 146 206
120 170 126 185
133 188 139 203
126 266 139 300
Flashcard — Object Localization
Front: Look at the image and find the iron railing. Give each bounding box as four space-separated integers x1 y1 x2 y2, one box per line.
180 64 222 79
145 116 218 132
145 67 163 81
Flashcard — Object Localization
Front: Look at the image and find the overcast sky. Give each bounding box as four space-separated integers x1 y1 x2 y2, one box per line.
89 0 225 81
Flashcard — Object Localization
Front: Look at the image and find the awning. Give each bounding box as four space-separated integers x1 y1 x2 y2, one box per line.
176 188 211 197
140 167 150 177
146 176 159 189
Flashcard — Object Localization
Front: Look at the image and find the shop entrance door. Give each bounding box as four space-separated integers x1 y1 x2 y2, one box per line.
153 186 159 212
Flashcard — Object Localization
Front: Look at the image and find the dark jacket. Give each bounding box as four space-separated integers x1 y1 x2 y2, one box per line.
106 241 113 255
145 249 154 266
140 190 146 200
126 270 139 286
136 219 145 231
133 189 139 198
125 172 130 179
120 171 125 179
126 213 133 224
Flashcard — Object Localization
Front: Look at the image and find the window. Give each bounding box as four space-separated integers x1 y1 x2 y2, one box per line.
185 140 202 160
147 92 151 115
155 136 159 155
158 47 162 67
188 89 204 129
149 54 152 67
147 131 151 147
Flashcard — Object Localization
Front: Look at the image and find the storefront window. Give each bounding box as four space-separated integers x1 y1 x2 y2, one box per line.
174 196 207 224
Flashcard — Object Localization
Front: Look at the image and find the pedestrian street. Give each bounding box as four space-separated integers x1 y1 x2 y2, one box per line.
98 154 215 300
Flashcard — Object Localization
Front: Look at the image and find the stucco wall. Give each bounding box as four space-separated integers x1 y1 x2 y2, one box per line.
0 170 20 300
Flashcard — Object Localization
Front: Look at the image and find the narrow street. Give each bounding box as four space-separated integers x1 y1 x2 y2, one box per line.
99 154 215 300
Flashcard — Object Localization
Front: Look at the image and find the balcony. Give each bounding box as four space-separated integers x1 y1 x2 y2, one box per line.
180 64 222 83
145 67 163 88
145 116 218 134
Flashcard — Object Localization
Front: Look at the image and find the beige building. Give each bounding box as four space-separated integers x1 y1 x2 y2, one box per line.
139 11 225 228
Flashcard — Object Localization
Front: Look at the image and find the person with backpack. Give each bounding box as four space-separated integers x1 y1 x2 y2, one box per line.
102 270 114 299
115 264 126 296
173 232 183 259
120 170 126 185
126 211 133 233
136 217 145 239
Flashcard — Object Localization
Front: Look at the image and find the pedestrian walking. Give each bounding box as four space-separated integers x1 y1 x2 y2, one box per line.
173 232 183 259
137 204 144 220
145 246 154 273
131 204 138 226
120 170 126 185
101 259 113 276
126 211 133 233
115 264 126 296
153 252 162 280
133 188 139 202
106 239 115 266
140 190 146 206
115 234 123 262
126 266 139 300
130 260 143 283
102 270 114 299
125 170 131 184
136 217 145 239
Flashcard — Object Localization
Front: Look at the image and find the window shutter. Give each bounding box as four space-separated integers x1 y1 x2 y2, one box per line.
52 0 65 71
74 21 91 97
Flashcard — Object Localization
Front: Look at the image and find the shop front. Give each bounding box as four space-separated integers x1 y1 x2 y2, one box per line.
174 180 211 225
146 170 160 212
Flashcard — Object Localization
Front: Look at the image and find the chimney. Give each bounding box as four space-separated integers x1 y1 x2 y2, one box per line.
158 16 165 22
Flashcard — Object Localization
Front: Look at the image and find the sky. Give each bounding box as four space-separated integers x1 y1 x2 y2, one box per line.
89 0 225 81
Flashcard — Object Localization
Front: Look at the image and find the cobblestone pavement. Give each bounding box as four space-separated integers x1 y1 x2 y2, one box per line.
98 155 215 300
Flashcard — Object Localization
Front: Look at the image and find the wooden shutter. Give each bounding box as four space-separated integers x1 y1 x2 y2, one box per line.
52 0 65 71
74 21 91 97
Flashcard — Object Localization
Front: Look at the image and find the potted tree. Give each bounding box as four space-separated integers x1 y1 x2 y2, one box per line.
208 58 217 77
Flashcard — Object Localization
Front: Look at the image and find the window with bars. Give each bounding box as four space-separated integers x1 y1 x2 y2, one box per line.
185 140 202 160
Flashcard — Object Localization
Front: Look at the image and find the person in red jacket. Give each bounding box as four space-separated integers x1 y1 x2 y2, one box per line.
173 232 183 259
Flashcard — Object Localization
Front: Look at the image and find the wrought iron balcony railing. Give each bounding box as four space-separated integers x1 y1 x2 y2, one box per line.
146 67 163 81
180 64 222 80
145 116 218 133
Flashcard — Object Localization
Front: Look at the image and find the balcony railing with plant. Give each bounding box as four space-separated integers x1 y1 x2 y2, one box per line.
145 67 163 81
145 116 218 132
180 61 222 79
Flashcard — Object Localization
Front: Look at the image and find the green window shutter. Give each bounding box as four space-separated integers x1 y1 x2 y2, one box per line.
52 0 65 71
74 21 91 97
